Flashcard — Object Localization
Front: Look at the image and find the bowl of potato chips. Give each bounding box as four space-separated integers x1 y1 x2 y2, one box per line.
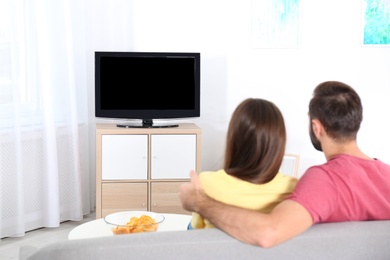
104 211 165 235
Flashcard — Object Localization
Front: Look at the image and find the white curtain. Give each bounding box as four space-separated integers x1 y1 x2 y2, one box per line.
0 0 91 238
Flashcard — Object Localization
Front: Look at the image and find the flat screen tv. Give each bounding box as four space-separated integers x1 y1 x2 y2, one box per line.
95 51 201 128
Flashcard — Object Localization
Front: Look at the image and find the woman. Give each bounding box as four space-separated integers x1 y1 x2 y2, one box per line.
190 98 297 229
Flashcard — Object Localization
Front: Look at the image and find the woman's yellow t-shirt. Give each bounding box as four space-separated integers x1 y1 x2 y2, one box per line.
191 170 298 229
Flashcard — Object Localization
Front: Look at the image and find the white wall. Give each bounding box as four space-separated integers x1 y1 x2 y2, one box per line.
87 0 390 177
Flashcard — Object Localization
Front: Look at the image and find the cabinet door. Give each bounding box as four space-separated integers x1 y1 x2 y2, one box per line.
151 134 196 179
101 183 147 217
150 182 191 215
102 135 148 180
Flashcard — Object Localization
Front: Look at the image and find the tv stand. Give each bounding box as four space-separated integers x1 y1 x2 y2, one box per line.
95 123 202 218
117 119 179 128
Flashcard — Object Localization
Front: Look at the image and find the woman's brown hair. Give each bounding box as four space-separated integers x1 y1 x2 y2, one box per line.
224 98 286 184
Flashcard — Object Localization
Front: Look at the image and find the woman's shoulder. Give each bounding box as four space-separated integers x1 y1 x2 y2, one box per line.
270 173 299 188
274 172 298 181
199 169 226 180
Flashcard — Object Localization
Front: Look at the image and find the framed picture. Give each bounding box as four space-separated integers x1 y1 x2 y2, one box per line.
279 154 300 178
251 0 301 48
362 0 390 45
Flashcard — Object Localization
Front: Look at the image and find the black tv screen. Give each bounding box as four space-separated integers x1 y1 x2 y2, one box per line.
95 52 200 128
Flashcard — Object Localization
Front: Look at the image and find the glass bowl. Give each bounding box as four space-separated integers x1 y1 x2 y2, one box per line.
104 211 165 235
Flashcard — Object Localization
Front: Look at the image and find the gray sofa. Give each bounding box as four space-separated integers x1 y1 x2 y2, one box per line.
20 220 390 260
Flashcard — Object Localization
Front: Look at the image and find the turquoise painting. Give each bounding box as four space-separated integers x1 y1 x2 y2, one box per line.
363 0 390 45
251 0 300 48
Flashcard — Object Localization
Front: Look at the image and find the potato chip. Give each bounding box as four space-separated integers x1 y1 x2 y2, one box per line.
112 215 158 234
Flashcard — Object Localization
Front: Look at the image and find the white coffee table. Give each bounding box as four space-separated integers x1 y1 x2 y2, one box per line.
68 213 192 240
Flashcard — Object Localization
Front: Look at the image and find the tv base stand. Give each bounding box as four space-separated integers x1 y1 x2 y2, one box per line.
117 119 179 128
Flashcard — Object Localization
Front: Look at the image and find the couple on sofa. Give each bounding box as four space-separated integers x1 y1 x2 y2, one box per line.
181 81 390 248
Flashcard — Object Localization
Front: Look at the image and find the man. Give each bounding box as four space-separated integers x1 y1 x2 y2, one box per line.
179 81 390 248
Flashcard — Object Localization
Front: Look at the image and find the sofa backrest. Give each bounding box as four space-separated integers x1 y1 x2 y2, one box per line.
20 220 390 260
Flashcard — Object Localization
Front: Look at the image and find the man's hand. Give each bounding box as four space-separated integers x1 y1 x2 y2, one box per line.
179 170 204 212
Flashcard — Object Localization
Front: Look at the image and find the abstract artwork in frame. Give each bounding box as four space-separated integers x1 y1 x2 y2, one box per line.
251 0 300 48
363 0 390 45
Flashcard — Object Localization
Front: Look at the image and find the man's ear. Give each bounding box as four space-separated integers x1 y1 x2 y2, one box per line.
311 119 322 137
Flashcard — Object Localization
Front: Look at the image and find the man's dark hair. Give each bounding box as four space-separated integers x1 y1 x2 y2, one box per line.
309 81 363 142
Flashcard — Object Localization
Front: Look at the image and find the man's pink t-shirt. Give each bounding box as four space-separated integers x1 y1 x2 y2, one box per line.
287 154 390 223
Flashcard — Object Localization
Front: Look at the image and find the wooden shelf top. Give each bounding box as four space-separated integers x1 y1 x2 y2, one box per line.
96 123 201 135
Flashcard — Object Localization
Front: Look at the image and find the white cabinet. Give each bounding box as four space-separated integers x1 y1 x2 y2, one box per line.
102 135 148 180
151 134 196 179
96 123 201 218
